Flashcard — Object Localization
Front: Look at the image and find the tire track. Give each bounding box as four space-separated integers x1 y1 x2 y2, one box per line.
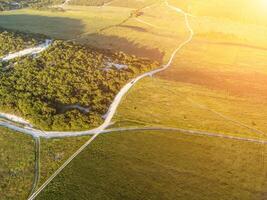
27 2 194 199
28 137 40 198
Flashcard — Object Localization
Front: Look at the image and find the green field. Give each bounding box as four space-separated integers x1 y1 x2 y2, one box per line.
36 131 267 200
80 2 189 61
113 77 267 140
38 136 91 187
0 128 35 200
0 5 132 40
1 0 267 199
113 38 267 140
0 127 92 200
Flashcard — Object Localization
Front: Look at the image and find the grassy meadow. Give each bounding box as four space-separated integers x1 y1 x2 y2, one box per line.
38 136 91 187
36 131 267 200
113 36 267 140
0 126 90 200
79 2 189 61
0 5 132 40
0 127 35 200
111 0 158 8
1 0 267 199
113 77 267 140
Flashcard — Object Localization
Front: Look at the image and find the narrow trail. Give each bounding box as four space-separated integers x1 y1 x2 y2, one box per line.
27 2 194 199
103 0 115 6
134 18 161 29
1 1 193 139
187 98 266 136
149 79 267 138
103 127 267 144
28 137 40 198
2 118 266 143
70 1 160 42
0 113 31 126
1 2 264 199
0 40 51 62
61 0 71 7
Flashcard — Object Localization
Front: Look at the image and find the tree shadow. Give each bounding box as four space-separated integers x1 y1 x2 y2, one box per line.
0 14 165 61
118 24 180 39
81 33 165 62
118 25 147 32
159 68 267 98
0 14 86 39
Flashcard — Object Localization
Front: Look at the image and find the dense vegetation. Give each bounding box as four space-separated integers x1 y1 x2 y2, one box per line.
0 0 30 11
69 0 111 6
0 31 159 131
36 131 267 200
0 0 63 11
0 127 35 200
0 27 44 57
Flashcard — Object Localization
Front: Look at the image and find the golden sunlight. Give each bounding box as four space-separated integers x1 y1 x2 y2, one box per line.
260 0 267 6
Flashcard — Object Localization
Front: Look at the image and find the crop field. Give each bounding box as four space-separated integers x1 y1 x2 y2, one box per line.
35 131 267 200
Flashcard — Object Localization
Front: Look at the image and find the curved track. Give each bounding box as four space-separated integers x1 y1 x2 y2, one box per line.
0 2 193 139
103 127 267 144
27 2 194 199
28 137 40 198
0 40 51 62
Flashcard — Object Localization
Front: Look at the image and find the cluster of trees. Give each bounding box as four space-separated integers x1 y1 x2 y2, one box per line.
0 0 63 11
0 27 45 57
0 0 36 11
0 0 21 11
0 36 159 131
29 0 64 9
0 0 114 10
68 0 112 6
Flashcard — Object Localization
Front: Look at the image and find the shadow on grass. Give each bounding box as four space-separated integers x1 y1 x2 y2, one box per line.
118 25 147 32
0 14 85 39
118 24 181 40
159 68 267 98
81 33 164 62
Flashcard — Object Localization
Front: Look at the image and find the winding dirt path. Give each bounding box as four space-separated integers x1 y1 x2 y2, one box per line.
0 1 193 140
28 137 40 198
0 2 265 199
27 2 194 199
103 127 267 144
0 40 52 62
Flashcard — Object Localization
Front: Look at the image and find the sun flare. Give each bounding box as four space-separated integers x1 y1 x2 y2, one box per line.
261 0 267 6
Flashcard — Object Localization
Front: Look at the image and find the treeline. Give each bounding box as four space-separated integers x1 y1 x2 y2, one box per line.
0 27 46 57
0 38 159 131
0 0 23 11
0 0 63 11
0 0 113 11
69 0 112 6
0 0 37 11
29 0 64 9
